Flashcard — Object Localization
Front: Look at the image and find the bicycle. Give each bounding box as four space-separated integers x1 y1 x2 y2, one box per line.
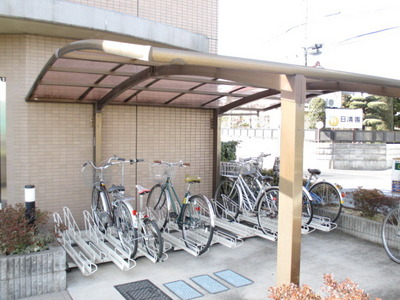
303 168 344 223
82 156 163 261
146 160 215 256
214 159 313 235
258 157 343 223
382 206 400 263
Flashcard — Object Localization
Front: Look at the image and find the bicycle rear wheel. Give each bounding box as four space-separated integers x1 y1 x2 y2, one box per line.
141 218 164 262
91 185 112 232
382 208 400 264
115 202 138 259
309 181 342 222
213 179 241 221
256 187 313 233
146 184 169 230
181 195 215 256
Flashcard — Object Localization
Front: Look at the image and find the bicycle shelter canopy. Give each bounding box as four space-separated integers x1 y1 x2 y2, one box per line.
26 39 400 285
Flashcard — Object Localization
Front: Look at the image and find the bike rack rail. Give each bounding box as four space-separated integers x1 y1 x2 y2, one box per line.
53 207 167 275
308 214 337 232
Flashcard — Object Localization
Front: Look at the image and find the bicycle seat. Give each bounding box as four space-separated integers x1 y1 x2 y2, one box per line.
307 168 321 175
261 175 274 182
185 175 201 183
108 185 125 193
136 184 150 195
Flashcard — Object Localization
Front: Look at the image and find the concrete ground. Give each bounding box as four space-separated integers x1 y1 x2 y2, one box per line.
23 168 400 300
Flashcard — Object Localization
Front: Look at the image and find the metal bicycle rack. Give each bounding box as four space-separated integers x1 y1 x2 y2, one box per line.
308 214 337 232
53 207 167 276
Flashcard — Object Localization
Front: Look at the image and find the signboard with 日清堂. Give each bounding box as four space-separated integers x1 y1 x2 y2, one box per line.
325 108 363 129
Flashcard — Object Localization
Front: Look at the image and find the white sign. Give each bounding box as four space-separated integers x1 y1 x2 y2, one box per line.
325 108 363 129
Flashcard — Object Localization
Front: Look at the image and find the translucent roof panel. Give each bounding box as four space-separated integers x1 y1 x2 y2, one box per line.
27 40 400 112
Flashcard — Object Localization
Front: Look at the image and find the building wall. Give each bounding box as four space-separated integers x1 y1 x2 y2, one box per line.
1 35 94 220
1 34 215 225
1 0 217 225
64 0 218 53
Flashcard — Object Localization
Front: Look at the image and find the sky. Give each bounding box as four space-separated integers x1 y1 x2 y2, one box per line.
218 0 400 80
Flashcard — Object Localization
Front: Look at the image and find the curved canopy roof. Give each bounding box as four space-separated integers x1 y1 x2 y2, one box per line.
27 39 400 114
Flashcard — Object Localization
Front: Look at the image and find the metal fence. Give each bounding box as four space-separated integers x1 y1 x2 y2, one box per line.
222 128 400 143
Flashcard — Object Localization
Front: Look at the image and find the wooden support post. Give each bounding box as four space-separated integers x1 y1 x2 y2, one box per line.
276 74 306 286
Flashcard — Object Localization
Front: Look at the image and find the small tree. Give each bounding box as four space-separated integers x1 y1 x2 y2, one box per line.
221 141 240 161
307 97 326 129
0 203 53 255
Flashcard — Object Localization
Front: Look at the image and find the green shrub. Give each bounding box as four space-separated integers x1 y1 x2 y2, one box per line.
221 141 240 162
352 188 399 218
0 203 54 255
268 274 380 300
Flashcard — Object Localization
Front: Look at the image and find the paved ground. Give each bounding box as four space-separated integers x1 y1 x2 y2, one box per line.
23 168 400 300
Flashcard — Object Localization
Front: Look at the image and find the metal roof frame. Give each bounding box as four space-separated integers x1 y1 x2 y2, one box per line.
26 39 400 286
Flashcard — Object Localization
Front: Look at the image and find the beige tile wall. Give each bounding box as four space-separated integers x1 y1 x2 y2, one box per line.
1 34 215 226
101 105 214 205
1 35 94 224
65 0 218 53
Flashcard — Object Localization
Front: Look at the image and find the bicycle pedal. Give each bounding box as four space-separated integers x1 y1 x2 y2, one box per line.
169 212 178 220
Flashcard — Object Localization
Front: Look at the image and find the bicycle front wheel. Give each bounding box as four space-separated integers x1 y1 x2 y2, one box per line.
382 208 400 264
181 195 215 256
309 181 342 222
147 184 169 230
115 202 138 259
141 218 164 262
91 185 112 232
214 179 241 221
256 187 279 235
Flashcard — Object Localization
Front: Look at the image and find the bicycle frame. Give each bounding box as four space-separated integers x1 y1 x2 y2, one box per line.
160 175 198 227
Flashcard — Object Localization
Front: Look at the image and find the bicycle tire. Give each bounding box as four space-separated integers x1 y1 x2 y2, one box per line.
181 195 215 256
302 190 313 225
308 181 342 222
256 187 313 233
115 202 138 259
213 178 241 221
141 218 164 262
146 184 169 230
256 187 279 234
382 208 400 264
91 185 112 232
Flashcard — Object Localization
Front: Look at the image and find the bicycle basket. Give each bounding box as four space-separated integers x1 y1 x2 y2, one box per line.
81 161 114 187
220 162 243 177
81 163 96 187
242 161 258 175
150 162 176 183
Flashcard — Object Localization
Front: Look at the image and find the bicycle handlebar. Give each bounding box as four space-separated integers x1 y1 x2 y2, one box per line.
153 160 190 167
240 153 271 162
82 156 144 171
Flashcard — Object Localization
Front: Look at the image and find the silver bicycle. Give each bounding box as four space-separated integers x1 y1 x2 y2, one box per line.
82 156 163 261
214 158 313 234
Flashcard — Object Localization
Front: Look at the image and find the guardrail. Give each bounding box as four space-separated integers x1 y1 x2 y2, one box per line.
222 128 400 143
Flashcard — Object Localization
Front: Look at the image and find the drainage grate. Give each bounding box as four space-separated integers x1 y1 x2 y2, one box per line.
164 280 203 300
214 270 253 288
115 279 172 300
190 274 229 294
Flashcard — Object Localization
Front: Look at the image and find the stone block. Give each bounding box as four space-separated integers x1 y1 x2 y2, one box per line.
0 246 66 300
